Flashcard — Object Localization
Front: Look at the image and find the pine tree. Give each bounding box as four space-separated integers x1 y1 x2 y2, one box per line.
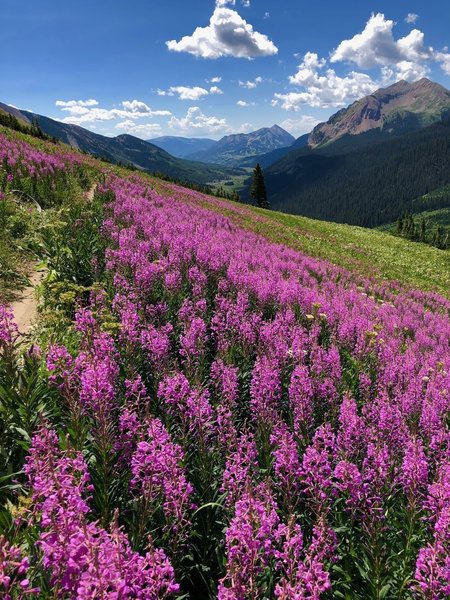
420 217 427 242
250 163 269 209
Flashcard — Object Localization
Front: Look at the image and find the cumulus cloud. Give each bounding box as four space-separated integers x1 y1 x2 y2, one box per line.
330 13 432 69
157 85 223 100
381 60 429 84
436 51 450 75
239 76 263 88
280 116 321 136
55 99 171 125
168 106 229 135
237 100 255 107
405 13 419 24
274 52 377 109
209 76 222 83
166 7 277 59
275 13 450 111
55 99 99 108
115 120 162 138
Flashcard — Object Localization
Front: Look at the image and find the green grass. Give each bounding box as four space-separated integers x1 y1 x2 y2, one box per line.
159 182 450 298
2 124 449 301
253 209 450 297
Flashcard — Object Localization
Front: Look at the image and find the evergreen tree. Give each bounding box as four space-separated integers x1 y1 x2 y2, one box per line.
420 217 427 242
250 163 269 209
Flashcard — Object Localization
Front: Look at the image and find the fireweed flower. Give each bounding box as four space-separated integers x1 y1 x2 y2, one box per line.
274 518 334 600
0 536 38 598
218 483 280 599
415 463 450 598
270 422 302 507
130 417 194 536
158 372 216 443
250 355 281 426
400 436 429 501
300 425 337 513
289 364 314 442
24 428 179 597
221 431 258 507
0 304 18 349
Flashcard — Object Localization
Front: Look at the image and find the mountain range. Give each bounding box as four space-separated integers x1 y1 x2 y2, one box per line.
184 125 295 166
2 78 450 230
147 136 216 158
0 103 244 186
262 79 450 226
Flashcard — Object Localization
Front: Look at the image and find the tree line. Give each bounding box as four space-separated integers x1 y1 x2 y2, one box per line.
396 212 449 250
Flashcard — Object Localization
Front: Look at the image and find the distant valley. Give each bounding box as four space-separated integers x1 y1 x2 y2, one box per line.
2 78 450 234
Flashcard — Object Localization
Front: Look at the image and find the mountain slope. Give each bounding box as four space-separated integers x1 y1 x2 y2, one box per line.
0 103 242 185
265 118 450 227
187 125 295 166
148 136 216 158
308 78 450 148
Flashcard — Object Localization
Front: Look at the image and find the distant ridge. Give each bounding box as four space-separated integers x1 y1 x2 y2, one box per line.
148 136 216 158
0 102 244 185
186 125 295 166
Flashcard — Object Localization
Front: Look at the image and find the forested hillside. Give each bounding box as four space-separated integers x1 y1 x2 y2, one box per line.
265 118 450 226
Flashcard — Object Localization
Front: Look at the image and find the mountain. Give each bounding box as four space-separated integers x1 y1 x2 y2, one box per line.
0 103 242 185
261 79 450 228
148 136 216 158
308 78 450 148
187 125 295 166
264 118 450 227
238 134 309 169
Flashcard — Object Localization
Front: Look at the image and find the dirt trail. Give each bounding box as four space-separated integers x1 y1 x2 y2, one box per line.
11 268 45 335
10 184 97 336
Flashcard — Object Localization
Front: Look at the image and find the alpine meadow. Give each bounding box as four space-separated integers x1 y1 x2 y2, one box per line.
1 2 450 599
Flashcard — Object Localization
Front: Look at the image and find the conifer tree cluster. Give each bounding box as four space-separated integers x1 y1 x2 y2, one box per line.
396 212 449 249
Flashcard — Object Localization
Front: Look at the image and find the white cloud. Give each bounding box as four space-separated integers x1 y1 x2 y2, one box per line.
55 99 171 125
239 76 263 88
238 122 253 132
237 100 255 107
405 13 419 24
115 120 162 139
436 51 450 75
264 12 270 19
170 86 210 100
55 99 99 108
242 0 251 6
168 106 229 135
121 100 169 115
166 7 277 59
280 116 321 137
381 60 429 84
275 52 377 109
216 0 234 5
209 76 222 83
157 85 223 100
273 13 450 113
330 13 432 69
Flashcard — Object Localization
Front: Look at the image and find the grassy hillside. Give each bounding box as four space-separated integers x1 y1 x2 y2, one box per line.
151 179 450 298
1 123 448 300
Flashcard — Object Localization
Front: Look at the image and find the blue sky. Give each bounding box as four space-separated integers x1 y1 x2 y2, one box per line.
2 0 450 139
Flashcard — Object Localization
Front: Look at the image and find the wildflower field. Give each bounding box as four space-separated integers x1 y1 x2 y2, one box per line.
1 128 450 598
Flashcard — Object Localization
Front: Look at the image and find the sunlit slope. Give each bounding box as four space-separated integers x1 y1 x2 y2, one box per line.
151 178 450 298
